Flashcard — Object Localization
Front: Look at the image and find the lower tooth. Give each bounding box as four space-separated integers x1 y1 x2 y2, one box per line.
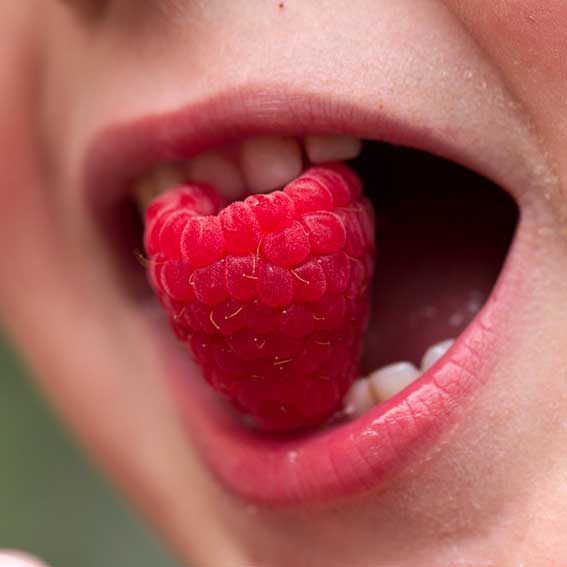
369 362 420 403
343 378 375 418
421 339 455 372
345 339 456 418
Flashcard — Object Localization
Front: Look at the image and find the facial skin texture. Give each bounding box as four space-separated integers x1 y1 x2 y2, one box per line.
2 1 567 565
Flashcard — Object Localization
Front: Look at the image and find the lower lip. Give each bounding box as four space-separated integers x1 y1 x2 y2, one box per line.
148 210 528 506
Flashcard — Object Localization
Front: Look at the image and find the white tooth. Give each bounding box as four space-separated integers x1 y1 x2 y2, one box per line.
369 362 420 403
135 164 186 210
304 135 362 164
240 136 302 193
421 339 455 372
186 150 245 199
344 378 375 418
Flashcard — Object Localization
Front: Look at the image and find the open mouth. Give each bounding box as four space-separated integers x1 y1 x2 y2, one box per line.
86 94 527 505
353 141 517 402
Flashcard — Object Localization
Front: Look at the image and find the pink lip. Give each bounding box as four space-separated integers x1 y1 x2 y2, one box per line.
84 86 529 505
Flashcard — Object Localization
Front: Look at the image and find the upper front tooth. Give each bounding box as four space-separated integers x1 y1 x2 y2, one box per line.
421 339 454 372
240 136 302 194
343 378 375 418
135 164 186 211
369 362 420 403
304 136 362 164
186 150 245 200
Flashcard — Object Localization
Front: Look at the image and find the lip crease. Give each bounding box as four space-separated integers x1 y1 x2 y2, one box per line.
84 86 530 505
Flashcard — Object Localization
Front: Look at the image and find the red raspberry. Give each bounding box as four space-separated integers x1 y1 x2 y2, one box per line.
144 164 375 430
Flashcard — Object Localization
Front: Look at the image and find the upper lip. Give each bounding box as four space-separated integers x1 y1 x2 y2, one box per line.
83 84 538 213
82 84 541 505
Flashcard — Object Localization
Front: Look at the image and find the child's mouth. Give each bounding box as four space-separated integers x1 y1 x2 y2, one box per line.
85 91 530 504
131 136 517 429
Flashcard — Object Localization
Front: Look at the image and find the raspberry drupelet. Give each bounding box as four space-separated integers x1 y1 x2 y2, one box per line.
144 163 375 430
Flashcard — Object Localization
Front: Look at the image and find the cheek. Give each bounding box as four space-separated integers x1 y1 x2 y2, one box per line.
480 0 567 71
447 0 567 211
448 0 567 89
449 1 567 46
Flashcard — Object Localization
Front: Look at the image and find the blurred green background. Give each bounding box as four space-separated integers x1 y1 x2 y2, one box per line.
0 334 180 567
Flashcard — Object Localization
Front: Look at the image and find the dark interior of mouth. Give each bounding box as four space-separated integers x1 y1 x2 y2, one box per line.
353 141 518 372
122 140 518 415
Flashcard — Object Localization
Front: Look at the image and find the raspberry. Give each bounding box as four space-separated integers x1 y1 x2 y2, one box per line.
144 164 375 430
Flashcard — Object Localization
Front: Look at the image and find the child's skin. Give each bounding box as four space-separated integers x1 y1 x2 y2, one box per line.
2 1 567 565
